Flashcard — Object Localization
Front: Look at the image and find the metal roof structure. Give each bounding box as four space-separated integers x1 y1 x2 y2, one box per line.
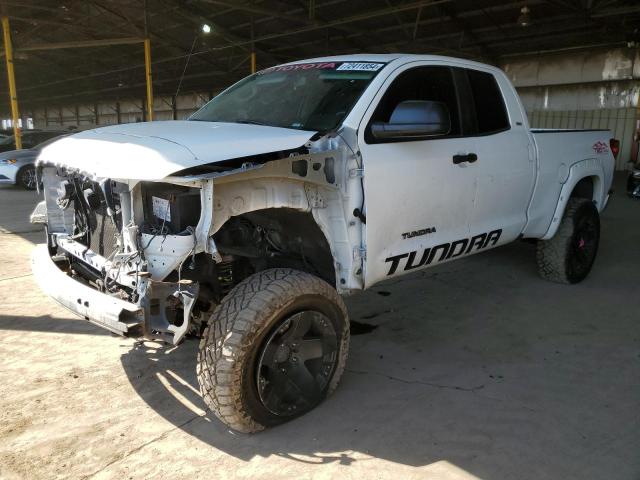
1 0 639 115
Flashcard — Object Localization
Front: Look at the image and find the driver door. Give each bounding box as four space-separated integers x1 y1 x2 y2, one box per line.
359 64 478 287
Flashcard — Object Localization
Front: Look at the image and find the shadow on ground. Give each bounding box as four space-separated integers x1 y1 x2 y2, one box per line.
0 314 111 336
117 213 639 478
0 185 41 240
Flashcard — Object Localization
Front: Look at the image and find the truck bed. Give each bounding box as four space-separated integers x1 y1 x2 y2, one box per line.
523 129 615 239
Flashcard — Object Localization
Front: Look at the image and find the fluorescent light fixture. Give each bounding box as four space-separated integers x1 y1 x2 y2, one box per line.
518 6 531 27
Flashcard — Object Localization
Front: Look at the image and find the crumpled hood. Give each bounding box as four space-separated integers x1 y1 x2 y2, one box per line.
37 120 317 180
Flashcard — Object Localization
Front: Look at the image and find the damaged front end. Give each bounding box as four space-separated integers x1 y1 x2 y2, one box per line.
30 125 363 344
31 166 214 344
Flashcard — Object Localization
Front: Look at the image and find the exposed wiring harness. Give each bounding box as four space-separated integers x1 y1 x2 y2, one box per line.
143 201 171 250
71 177 92 244
176 226 198 293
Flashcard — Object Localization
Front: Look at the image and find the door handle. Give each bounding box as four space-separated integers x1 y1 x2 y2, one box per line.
453 153 478 164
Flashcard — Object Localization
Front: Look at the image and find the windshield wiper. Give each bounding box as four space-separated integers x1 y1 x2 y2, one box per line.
189 118 269 125
234 120 270 126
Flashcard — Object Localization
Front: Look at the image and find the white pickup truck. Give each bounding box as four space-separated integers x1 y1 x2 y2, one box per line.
31 54 616 432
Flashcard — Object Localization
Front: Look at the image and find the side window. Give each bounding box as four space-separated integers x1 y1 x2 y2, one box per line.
366 66 460 142
466 69 510 134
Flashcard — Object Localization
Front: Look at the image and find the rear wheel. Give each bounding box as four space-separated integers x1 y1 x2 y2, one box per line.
536 197 600 284
197 268 349 433
17 165 37 190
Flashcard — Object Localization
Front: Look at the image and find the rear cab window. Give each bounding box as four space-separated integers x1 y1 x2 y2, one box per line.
463 68 510 135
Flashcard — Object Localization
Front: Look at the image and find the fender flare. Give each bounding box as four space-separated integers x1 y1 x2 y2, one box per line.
542 158 605 240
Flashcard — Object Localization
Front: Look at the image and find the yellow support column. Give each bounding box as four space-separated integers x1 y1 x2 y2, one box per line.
251 51 257 74
1 17 21 149
144 38 153 121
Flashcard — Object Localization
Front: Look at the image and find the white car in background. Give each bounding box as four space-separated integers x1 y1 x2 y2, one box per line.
0 133 67 189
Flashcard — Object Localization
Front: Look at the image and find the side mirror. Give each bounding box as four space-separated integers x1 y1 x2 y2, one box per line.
370 100 451 140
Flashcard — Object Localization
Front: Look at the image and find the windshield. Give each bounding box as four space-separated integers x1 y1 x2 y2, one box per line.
190 61 385 133
0 135 14 145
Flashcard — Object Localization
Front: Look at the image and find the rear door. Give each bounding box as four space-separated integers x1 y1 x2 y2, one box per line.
358 63 478 286
458 67 536 242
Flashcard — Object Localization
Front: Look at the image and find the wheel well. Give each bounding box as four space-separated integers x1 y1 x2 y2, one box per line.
171 208 336 315
570 176 594 201
213 208 336 287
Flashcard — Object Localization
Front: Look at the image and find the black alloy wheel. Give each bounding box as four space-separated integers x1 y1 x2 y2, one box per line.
537 197 601 284
256 310 338 416
567 211 599 281
197 268 350 433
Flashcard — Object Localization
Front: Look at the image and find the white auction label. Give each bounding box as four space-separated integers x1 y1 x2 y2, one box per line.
336 62 384 71
152 196 171 222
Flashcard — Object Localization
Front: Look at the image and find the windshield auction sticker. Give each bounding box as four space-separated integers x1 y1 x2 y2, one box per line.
336 62 385 71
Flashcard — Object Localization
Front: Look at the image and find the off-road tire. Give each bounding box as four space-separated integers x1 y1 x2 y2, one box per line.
536 197 600 284
197 268 349 433
17 164 37 190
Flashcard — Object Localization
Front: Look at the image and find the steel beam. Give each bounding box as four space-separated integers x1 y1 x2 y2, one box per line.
1 16 21 149
218 0 452 49
202 0 311 24
144 38 154 121
16 37 143 52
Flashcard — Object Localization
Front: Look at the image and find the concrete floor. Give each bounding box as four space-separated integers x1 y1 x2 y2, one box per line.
0 176 638 480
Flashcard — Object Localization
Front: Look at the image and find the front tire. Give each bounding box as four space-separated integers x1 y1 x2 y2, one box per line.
197 268 349 433
536 198 600 284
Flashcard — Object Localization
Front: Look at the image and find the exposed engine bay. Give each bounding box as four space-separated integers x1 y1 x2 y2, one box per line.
33 145 356 344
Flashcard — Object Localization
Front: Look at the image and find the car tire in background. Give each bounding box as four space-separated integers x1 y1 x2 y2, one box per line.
16 164 38 190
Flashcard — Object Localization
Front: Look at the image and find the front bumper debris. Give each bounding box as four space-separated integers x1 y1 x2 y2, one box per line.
30 200 47 224
31 244 143 335
140 279 199 344
31 244 199 344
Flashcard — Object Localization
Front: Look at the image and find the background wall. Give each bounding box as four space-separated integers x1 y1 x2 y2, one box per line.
31 92 212 128
30 47 640 170
502 47 640 170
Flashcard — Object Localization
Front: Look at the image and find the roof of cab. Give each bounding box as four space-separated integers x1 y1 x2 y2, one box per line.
281 53 504 75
